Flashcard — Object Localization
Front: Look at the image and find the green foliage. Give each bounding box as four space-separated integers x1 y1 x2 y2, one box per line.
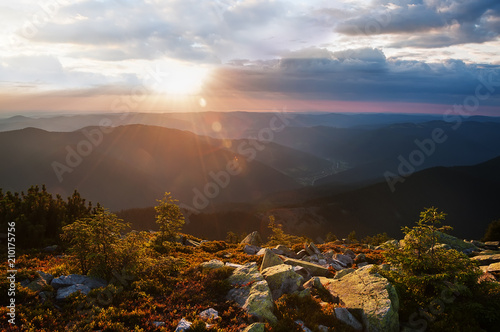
347 230 357 244
199 240 228 253
61 208 130 278
0 185 94 248
483 219 500 242
226 231 246 244
361 232 393 246
154 192 185 241
266 215 309 247
380 207 484 329
324 232 338 242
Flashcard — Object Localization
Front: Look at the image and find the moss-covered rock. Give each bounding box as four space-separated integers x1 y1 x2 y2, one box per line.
319 265 399 332
261 264 303 300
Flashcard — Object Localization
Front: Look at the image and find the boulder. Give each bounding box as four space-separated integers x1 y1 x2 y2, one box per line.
261 264 303 300
296 249 308 259
484 241 500 250
241 231 263 246
283 258 331 277
334 307 363 331
354 253 366 264
56 284 91 301
242 323 265 332
199 308 219 320
333 254 353 267
343 249 356 259
225 262 244 269
275 245 298 258
51 274 107 290
293 266 311 281
243 280 277 323
328 260 345 271
227 262 277 323
243 244 261 255
256 248 267 256
319 265 399 332
488 262 500 274
471 254 500 265
309 243 322 255
200 259 224 270
260 249 283 271
228 262 263 286
174 318 192 332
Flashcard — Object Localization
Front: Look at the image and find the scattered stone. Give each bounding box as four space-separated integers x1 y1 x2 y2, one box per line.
319 265 399 332
261 264 303 300
295 320 313 332
354 253 366 264
241 231 263 246
200 259 224 270
256 248 267 255
333 253 353 267
260 249 283 271
357 262 368 268
225 262 243 269
304 244 314 256
484 241 500 250
199 308 219 320
293 266 311 281
297 249 308 259
243 244 261 255
328 260 345 271
334 268 355 280
431 243 451 251
153 321 165 327
471 254 500 265
309 243 322 255
271 248 284 255
275 245 297 258
174 318 192 332
318 325 329 332
185 239 201 247
488 262 500 274
283 258 331 277
56 284 91 301
334 307 363 331
343 249 356 259
242 322 265 332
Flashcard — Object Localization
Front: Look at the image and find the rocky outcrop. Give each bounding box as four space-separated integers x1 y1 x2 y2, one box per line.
199 259 225 270
471 254 500 265
56 284 91 301
50 274 107 301
319 265 399 332
226 263 277 323
174 318 192 332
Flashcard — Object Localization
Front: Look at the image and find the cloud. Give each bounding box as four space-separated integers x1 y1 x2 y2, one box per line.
334 0 500 48
205 47 500 107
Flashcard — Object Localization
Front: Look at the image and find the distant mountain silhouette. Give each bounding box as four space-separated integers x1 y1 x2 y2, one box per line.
0 125 299 210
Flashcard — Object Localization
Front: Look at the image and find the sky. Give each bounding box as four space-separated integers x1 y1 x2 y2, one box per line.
0 0 499 116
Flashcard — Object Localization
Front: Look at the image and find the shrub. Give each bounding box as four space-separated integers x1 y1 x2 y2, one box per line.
154 192 185 242
266 215 309 247
483 219 500 242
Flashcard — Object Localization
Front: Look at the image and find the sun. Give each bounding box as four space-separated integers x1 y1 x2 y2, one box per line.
150 61 211 96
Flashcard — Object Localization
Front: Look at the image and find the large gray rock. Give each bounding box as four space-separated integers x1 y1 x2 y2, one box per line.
243 244 261 255
56 284 91 301
228 262 263 286
283 258 331 277
37 271 53 284
333 253 353 267
260 249 283 271
319 265 399 332
174 318 192 332
335 307 363 331
241 231 263 246
226 262 277 323
51 274 107 290
261 264 303 300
